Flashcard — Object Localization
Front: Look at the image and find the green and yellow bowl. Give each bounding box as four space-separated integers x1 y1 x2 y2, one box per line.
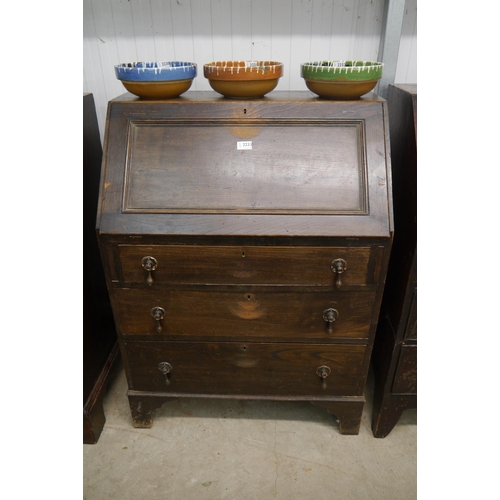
301 60 383 99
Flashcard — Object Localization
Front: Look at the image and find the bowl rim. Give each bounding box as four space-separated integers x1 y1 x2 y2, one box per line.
204 60 283 70
115 61 197 70
115 61 197 82
115 61 198 75
301 60 383 70
203 61 283 82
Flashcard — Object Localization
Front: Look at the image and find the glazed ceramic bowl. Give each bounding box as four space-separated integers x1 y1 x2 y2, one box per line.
114 61 197 99
203 61 283 98
301 60 383 99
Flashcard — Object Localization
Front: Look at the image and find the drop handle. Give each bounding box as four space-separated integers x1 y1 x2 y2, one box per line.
141 256 158 286
331 258 347 288
322 308 339 334
316 365 331 390
158 362 172 385
151 306 166 333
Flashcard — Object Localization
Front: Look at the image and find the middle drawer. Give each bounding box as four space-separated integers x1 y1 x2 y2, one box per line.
113 289 376 341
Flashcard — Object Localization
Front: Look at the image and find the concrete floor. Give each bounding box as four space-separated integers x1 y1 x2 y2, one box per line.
84 360 416 500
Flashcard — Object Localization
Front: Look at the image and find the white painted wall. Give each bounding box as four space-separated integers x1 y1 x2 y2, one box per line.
84 0 417 140
395 0 417 83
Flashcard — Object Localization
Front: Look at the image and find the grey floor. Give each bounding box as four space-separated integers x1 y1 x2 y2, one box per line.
84 361 416 500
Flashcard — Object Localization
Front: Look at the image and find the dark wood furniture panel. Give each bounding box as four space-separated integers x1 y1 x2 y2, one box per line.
97 91 393 435
404 288 417 340
98 92 392 238
83 93 119 444
124 122 366 213
117 245 373 286
371 84 417 438
112 288 376 341
123 341 367 396
391 345 417 394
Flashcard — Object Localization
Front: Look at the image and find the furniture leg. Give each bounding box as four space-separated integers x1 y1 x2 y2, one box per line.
128 394 177 428
372 394 416 438
312 400 364 435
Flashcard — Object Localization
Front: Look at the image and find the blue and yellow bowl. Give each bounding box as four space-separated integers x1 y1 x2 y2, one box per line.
114 61 197 99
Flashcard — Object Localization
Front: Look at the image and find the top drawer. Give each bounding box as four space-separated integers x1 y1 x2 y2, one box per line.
117 245 373 286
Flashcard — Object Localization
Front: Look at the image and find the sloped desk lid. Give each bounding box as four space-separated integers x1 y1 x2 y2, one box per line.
97 92 393 238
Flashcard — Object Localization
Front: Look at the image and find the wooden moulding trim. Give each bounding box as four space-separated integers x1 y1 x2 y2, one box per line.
121 119 368 216
126 390 365 403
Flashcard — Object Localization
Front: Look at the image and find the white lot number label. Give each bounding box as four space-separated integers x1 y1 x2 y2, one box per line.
237 141 253 150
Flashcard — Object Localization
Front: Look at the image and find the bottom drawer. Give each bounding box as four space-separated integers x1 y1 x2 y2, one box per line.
123 341 367 397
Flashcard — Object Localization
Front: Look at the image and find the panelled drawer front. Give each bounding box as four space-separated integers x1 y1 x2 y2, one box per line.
118 245 372 286
124 341 367 397
392 345 417 394
113 288 376 340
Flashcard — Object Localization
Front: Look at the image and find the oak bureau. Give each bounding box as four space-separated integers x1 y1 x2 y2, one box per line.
96 91 393 435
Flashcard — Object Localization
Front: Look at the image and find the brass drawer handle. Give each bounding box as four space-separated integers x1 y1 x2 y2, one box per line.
158 361 172 385
331 258 347 288
151 306 165 333
322 308 339 334
141 256 158 286
316 365 331 390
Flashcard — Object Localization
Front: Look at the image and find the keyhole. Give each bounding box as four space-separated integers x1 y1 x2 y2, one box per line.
242 251 246 257
247 294 251 300
243 108 247 114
